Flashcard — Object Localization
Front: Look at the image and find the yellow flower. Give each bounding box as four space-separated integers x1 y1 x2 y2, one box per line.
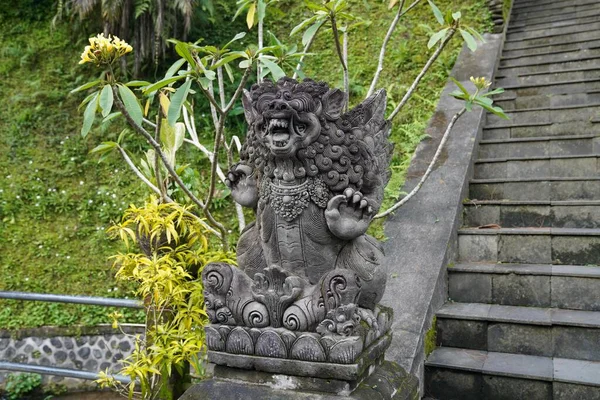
470 76 492 90
79 33 133 66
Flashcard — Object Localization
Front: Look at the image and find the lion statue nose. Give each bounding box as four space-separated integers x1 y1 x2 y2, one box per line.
268 100 290 111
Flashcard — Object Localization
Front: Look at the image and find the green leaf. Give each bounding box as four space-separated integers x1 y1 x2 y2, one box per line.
290 15 317 36
427 0 444 25
70 80 102 94
90 141 118 154
81 92 98 138
198 77 211 90
460 28 478 52
174 41 196 66
302 19 325 46
165 58 187 79
102 111 121 124
142 75 186 95
449 77 469 96
246 3 256 29
212 53 245 69
118 84 143 126
452 11 461 20
233 0 252 20
168 80 192 126
474 96 493 106
483 87 505 97
257 0 266 23
488 105 509 119
224 63 235 83
465 26 485 43
125 80 152 87
223 32 247 50
304 0 328 12
261 58 286 80
99 85 114 118
239 59 252 68
449 90 468 100
428 28 449 49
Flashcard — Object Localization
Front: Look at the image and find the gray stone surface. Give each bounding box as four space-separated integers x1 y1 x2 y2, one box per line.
448 273 491 303
0 325 142 388
424 368 483 400
381 33 503 379
436 319 487 351
492 274 551 307
487 323 552 356
551 276 600 311
554 382 600 400
554 357 600 386
482 375 552 400
181 361 419 400
553 326 600 361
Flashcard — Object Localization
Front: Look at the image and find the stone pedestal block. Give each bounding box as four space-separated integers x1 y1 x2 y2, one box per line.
180 361 419 400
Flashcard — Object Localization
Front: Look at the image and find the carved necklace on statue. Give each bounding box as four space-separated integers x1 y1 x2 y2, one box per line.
261 177 330 221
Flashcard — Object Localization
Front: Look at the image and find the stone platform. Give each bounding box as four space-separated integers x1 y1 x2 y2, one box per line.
180 361 419 400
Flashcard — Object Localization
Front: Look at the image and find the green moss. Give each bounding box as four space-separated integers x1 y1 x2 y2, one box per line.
424 316 438 357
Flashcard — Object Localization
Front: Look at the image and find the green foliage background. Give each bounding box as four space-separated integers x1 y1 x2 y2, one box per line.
0 0 491 328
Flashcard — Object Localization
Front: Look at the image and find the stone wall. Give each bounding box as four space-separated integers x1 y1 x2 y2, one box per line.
0 324 142 390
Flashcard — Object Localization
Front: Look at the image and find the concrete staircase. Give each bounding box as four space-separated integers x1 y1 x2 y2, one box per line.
424 0 600 398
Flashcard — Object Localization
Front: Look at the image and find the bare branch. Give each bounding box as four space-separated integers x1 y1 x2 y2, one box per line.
116 145 161 196
292 23 323 80
387 28 456 122
111 86 228 248
342 29 349 110
375 107 466 219
224 68 252 114
367 0 409 98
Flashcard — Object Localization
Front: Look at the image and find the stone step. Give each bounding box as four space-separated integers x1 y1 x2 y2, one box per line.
506 21 600 43
448 265 600 311
504 29 600 51
425 348 600 399
473 155 600 180
486 104 600 128
500 39 600 60
494 91 600 111
502 35 599 55
503 33 600 52
499 47 600 69
457 227 600 265
512 0 596 12
498 57 600 78
482 120 600 140
437 303 600 359
470 177 600 202
508 9 600 34
511 2 600 23
508 16 600 41
478 135 600 159
496 68 600 88
463 200 600 228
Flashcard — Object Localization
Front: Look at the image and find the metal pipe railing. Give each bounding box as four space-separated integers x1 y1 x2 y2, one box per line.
0 291 142 382
0 361 132 384
0 291 143 309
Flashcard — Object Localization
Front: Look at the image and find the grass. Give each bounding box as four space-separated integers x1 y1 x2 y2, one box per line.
0 17 147 328
0 0 492 329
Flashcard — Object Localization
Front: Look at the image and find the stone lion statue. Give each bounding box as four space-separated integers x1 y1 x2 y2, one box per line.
203 77 392 333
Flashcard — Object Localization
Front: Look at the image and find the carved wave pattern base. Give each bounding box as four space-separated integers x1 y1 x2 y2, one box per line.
205 305 392 364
